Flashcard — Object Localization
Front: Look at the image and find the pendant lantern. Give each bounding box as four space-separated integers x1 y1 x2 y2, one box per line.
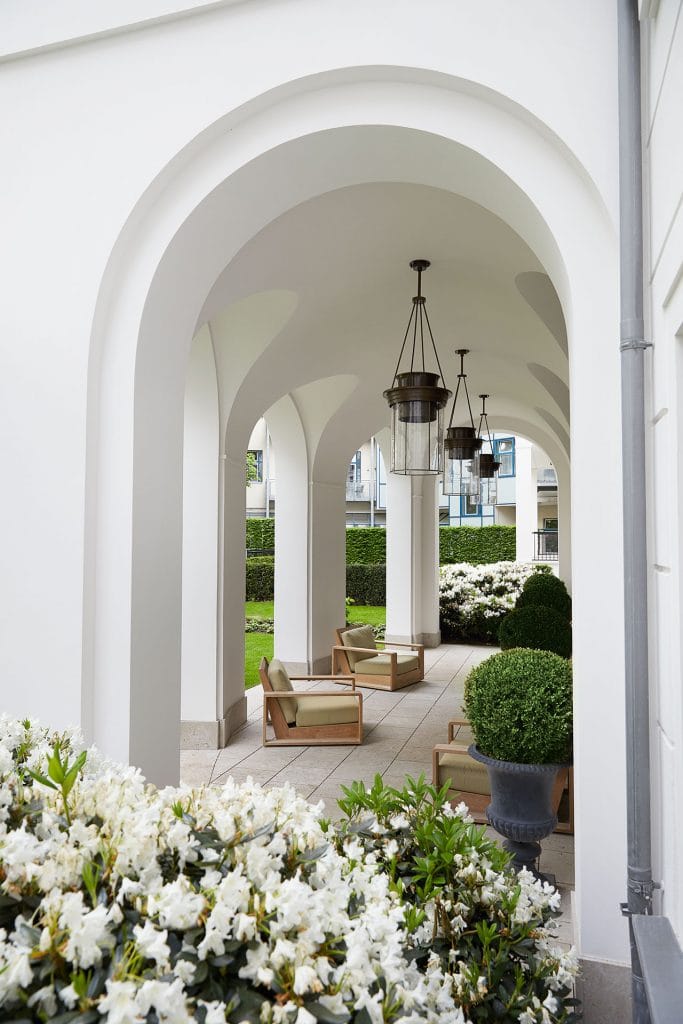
477 394 500 506
443 349 482 496
383 260 451 475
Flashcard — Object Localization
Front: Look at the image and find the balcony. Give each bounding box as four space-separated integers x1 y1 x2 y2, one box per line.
346 480 372 502
533 529 558 561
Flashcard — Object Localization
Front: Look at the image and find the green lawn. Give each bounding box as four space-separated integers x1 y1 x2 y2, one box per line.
244 603 386 690
244 632 274 689
246 601 386 626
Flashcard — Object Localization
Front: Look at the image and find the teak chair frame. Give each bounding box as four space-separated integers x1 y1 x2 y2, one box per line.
259 657 363 747
432 717 574 835
332 628 424 691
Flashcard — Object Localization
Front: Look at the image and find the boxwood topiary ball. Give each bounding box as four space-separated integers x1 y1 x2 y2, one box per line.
516 573 572 620
499 605 572 658
464 648 573 764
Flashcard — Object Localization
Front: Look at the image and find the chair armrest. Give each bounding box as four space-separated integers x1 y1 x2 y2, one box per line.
377 641 425 652
332 645 380 655
448 717 470 742
265 691 362 702
290 674 355 680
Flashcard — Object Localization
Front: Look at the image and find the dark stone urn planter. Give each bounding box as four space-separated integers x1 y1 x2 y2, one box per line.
468 744 569 875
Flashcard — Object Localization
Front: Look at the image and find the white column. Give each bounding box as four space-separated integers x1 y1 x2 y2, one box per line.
264 398 309 675
219 456 249 744
309 481 346 673
515 442 537 563
180 333 220 746
386 473 440 647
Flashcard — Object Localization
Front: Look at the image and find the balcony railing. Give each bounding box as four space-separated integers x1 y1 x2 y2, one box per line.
533 529 558 561
346 480 372 502
537 468 558 486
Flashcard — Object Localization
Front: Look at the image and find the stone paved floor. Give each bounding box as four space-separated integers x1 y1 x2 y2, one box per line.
180 642 574 948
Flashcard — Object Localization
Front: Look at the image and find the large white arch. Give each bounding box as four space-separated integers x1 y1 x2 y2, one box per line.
82 68 623 965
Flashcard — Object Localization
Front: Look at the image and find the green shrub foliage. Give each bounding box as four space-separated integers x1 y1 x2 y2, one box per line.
498 605 572 658
464 648 573 763
245 559 275 601
346 527 386 564
439 525 516 565
245 517 275 550
346 563 386 605
516 572 572 619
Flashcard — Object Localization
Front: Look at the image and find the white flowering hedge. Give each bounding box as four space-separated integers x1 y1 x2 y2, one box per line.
439 562 552 644
0 718 578 1023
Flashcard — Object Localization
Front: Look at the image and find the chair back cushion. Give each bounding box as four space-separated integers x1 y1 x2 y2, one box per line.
267 658 298 725
341 625 377 670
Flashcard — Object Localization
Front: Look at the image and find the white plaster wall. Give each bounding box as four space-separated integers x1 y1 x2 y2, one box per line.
642 0 683 943
181 327 219 723
0 0 628 965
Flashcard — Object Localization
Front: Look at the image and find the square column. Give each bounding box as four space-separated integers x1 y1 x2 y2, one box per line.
385 473 440 647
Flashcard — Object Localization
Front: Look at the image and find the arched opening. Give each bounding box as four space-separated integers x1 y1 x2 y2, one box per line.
85 69 622 962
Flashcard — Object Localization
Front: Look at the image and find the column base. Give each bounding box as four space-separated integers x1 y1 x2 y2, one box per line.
385 631 441 648
575 957 631 1023
181 694 248 749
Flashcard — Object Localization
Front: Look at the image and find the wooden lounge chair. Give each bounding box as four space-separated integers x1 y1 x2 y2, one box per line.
432 717 574 834
332 625 424 691
259 657 363 747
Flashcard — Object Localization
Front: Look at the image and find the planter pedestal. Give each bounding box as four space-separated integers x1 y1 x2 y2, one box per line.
468 745 568 875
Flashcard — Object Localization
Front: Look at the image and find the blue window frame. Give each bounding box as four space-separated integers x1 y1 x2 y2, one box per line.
348 450 362 484
461 494 482 518
493 437 515 477
247 449 263 482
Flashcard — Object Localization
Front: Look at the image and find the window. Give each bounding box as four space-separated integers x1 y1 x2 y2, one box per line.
493 437 515 477
461 494 481 518
348 450 362 484
247 449 263 482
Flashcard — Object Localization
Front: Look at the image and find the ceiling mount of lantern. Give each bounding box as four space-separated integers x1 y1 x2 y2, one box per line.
477 394 501 506
443 348 483 497
383 259 451 475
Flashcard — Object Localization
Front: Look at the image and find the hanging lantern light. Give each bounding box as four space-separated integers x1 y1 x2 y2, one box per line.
477 394 500 506
383 260 451 475
443 349 482 496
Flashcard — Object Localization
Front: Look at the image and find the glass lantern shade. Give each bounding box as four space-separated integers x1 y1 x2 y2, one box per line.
443 426 482 496
384 371 450 474
478 453 500 505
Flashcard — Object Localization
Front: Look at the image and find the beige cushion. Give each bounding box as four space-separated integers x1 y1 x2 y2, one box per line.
295 695 359 728
267 659 298 725
358 653 420 676
437 750 490 797
340 626 377 669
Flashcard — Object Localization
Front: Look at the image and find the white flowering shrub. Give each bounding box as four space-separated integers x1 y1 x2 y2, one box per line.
337 775 580 1024
439 562 551 644
0 719 578 1023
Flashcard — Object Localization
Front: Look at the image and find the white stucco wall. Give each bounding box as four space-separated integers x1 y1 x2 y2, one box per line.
0 0 636 968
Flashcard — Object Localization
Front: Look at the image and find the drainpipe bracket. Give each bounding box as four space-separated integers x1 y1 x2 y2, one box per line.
619 338 652 352
621 879 661 916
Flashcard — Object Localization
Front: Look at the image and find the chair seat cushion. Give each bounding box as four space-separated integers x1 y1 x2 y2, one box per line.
267 658 298 725
359 653 420 676
295 696 359 728
437 751 490 796
340 625 377 669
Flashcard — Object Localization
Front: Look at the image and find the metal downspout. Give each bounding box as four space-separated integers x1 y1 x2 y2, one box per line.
617 1 654 1021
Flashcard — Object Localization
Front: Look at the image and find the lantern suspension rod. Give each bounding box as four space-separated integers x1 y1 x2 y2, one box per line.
390 259 447 386
447 348 476 431
478 394 495 447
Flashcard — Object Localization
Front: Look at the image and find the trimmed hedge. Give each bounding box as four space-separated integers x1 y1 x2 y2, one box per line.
246 517 275 550
346 527 386 565
439 525 516 565
498 605 572 658
516 573 572 619
346 564 386 605
464 648 573 764
245 559 275 601
245 521 516 566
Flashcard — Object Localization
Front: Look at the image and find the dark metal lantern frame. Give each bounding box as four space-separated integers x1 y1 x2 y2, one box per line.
443 348 482 496
383 260 451 475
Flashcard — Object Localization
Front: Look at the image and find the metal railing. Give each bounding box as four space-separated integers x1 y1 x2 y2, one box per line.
537 468 558 486
346 480 372 502
533 529 558 561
